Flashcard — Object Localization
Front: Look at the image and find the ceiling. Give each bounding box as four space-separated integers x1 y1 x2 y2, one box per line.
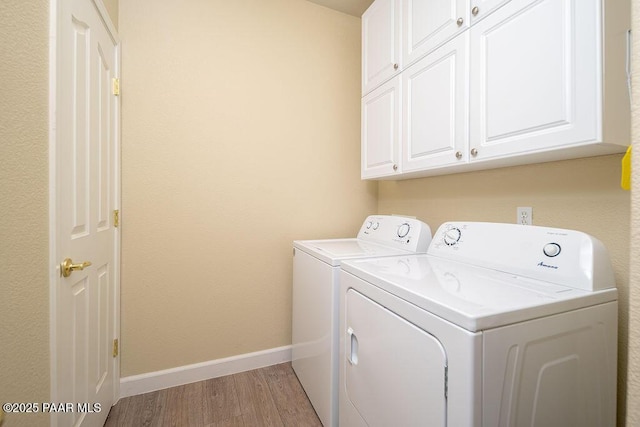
305 0 375 17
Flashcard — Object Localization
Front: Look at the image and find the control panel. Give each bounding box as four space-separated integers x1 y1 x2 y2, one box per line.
357 215 432 253
428 222 615 291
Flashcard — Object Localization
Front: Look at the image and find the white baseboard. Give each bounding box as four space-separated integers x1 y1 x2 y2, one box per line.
119 345 292 399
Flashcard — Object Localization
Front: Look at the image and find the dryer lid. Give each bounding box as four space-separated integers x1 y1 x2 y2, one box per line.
341 255 617 332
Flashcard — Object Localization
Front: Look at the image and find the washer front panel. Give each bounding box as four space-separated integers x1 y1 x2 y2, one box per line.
292 249 338 426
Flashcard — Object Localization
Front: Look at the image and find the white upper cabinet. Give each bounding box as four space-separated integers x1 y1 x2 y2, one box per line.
361 0 630 179
362 75 402 179
468 0 626 164
403 33 469 172
402 0 469 67
362 0 401 95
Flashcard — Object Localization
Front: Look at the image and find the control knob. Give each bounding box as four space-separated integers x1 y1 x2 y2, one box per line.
543 243 561 257
443 227 461 246
397 223 411 238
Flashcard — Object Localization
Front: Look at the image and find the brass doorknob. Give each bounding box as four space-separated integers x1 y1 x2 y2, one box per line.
61 258 92 277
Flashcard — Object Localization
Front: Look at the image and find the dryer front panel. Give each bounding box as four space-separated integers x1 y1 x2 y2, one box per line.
344 288 447 427
482 301 618 427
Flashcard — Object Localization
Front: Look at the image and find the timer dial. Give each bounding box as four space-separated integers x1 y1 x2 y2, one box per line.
397 223 411 238
443 227 462 246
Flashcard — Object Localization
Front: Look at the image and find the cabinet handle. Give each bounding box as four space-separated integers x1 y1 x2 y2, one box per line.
457 17 464 26
472 6 479 16
393 63 399 70
455 151 462 160
470 148 478 157
393 164 398 171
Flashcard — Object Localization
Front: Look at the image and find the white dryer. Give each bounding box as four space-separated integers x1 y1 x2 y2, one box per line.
292 215 432 427
339 222 618 427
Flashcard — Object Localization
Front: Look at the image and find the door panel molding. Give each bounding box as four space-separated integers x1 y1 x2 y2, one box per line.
49 1 120 425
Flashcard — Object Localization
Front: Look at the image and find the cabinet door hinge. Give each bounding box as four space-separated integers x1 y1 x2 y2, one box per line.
112 78 120 96
113 339 119 358
113 209 119 228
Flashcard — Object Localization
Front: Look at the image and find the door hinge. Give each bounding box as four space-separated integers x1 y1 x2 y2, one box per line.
112 78 120 96
444 365 448 399
113 209 119 228
113 339 119 358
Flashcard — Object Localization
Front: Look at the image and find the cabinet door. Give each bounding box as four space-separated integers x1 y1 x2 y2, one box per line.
362 75 402 179
403 0 469 67
469 0 600 162
402 33 469 172
362 0 401 95
469 0 511 24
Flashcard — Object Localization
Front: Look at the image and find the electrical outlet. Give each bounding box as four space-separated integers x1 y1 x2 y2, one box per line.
517 207 533 225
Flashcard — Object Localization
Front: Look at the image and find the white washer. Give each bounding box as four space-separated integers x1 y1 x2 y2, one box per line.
292 215 432 427
339 222 618 427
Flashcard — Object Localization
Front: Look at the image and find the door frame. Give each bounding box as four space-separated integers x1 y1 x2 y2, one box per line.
48 0 121 424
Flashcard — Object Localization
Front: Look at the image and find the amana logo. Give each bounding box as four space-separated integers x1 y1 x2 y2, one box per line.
537 261 559 270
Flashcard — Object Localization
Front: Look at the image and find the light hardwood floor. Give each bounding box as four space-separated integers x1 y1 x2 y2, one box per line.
104 362 322 426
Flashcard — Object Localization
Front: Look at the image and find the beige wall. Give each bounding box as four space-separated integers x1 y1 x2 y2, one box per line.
1 0 638 425
628 0 640 425
0 1 51 426
102 0 118 29
119 0 376 376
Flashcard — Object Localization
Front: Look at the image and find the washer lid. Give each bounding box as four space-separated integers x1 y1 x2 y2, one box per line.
341 254 617 332
294 238 410 266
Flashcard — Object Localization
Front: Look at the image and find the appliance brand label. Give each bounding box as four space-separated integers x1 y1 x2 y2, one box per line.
537 261 559 270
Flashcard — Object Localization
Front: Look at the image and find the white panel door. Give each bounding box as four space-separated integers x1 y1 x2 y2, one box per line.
403 0 469 67
362 75 401 179
54 0 120 426
469 0 600 162
403 33 469 172
344 289 447 427
362 0 401 95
